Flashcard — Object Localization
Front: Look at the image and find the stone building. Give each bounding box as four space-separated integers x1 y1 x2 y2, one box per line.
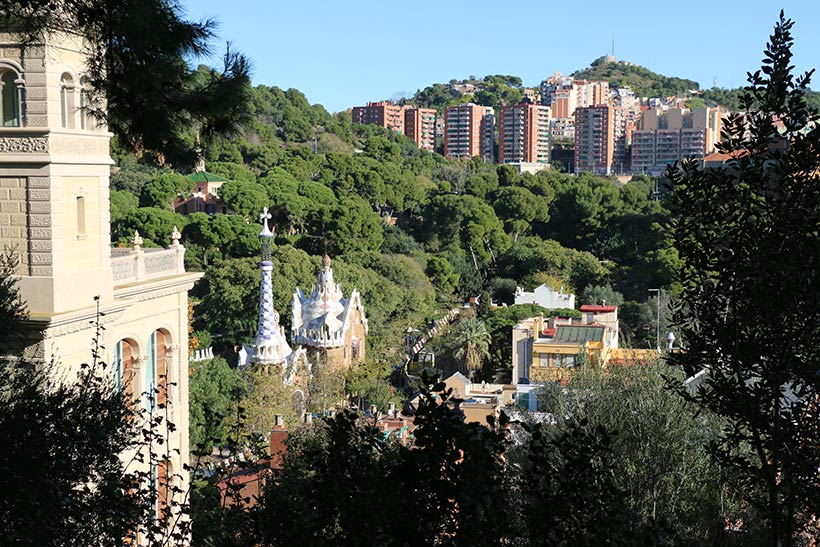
0 30 199 528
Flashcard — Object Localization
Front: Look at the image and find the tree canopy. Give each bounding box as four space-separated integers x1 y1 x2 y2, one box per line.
668 12 820 544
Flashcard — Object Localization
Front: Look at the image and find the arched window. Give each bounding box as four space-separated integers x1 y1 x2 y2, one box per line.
145 329 172 411
144 331 157 411
0 70 20 127
154 330 169 407
79 77 91 130
114 338 139 402
60 73 75 129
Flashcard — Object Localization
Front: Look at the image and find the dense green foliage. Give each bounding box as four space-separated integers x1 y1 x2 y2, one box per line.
668 13 820 545
540 363 740 544
197 371 756 546
189 357 242 453
573 57 699 98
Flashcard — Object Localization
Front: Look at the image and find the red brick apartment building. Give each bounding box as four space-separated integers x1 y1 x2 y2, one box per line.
574 105 615 175
404 107 437 152
443 103 495 161
498 102 552 164
351 101 406 133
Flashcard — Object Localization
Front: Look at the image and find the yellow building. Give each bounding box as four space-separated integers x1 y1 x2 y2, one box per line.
0 30 200 526
512 306 619 383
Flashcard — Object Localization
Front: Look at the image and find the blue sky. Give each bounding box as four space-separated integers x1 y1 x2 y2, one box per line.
182 0 819 114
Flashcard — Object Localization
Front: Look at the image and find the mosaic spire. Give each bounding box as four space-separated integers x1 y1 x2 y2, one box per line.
250 208 291 365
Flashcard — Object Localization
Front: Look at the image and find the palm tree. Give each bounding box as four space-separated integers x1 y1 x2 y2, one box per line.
451 318 491 379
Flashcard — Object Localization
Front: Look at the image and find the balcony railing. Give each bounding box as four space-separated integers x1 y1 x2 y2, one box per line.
111 229 187 285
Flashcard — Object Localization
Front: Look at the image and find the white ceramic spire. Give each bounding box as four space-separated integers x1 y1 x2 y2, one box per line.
250 208 291 365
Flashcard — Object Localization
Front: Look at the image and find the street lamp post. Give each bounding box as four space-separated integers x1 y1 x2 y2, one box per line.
648 288 660 352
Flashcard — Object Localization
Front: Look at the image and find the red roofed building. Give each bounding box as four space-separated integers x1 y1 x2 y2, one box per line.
580 305 619 348
175 171 231 216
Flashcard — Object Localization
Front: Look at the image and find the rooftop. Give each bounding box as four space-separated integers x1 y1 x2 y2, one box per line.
188 171 228 183
579 305 617 312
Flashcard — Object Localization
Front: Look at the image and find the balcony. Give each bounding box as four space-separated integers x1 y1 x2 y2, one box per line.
111 233 187 286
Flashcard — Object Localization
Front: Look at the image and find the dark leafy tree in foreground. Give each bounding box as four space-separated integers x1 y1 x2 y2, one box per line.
243 376 512 547
0 251 25 350
0 269 190 545
520 419 628 547
668 12 820 546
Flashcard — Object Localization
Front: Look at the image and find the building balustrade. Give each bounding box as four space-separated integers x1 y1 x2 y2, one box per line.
111 228 186 285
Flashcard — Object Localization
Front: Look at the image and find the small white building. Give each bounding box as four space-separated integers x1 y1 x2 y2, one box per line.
514 284 575 309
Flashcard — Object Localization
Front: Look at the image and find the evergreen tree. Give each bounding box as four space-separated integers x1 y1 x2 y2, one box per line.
668 12 820 546
0 0 252 167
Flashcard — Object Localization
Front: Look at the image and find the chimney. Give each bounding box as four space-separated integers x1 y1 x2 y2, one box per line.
269 417 288 470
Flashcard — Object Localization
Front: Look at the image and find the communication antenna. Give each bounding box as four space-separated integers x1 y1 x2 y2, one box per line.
611 33 615 57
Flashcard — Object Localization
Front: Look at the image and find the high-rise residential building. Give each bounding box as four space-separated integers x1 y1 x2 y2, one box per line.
574 105 615 175
404 107 437 152
498 102 552 164
576 80 610 109
611 107 630 174
480 109 496 163
540 74 609 118
351 101 405 134
631 107 723 175
444 103 495 161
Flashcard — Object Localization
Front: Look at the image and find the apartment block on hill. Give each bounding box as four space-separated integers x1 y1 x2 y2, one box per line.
498 102 552 164
351 101 405 133
443 103 495 161
574 105 615 175
631 107 722 176
404 107 437 152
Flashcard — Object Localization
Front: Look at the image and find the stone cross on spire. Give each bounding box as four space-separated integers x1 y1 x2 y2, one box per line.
259 207 273 238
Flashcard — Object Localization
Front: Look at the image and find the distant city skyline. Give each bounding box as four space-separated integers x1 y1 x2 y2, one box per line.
182 0 819 114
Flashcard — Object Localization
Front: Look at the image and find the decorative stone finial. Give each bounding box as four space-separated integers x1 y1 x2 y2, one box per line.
170 226 181 246
132 230 143 249
259 207 273 238
322 253 331 268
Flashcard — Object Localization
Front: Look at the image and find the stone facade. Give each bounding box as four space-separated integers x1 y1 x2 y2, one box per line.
0 31 200 537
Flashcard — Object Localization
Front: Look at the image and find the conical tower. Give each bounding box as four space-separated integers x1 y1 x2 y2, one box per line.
249 208 292 365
